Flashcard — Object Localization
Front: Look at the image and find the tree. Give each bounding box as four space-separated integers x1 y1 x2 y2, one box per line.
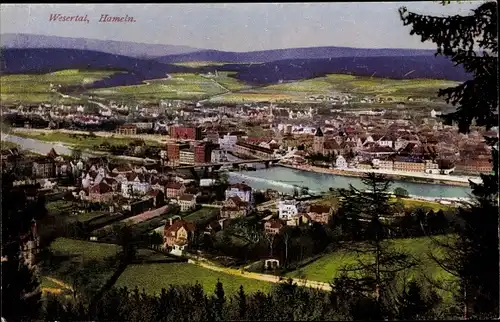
214 279 226 321
1 173 43 321
336 173 417 317
400 2 498 318
236 285 247 320
397 280 440 320
71 148 83 161
393 187 409 199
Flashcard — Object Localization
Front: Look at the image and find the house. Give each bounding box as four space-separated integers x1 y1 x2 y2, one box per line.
178 194 196 212
220 196 249 219
393 156 425 173
277 199 301 221
149 189 166 207
264 219 284 235
204 220 224 235
225 182 253 204
88 182 114 203
32 158 55 178
120 173 152 198
285 213 311 226
335 155 348 169
165 182 186 198
307 204 332 225
163 219 196 253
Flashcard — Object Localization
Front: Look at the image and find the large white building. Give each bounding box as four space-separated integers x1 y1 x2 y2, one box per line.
225 183 253 204
335 155 348 169
121 178 151 198
219 133 238 151
277 199 301 220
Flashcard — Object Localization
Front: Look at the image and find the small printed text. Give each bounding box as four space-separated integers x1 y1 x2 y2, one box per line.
49 14 136 23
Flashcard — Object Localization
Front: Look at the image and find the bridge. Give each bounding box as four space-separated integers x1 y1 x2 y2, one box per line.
171 158 281 170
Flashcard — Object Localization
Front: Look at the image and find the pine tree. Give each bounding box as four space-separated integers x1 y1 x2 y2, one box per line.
236 285 247 320
397 280 439 320
400 2 498 318
336 173 416 317
214 279 226 321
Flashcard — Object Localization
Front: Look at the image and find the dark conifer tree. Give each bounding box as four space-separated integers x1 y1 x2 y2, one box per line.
400 2 498 318
336 173 416 317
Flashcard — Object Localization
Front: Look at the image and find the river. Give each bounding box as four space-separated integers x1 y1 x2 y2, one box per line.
228 167 472 199
2 133 472 198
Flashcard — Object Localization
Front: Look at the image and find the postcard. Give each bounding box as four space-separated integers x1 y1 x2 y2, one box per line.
1 3 497 322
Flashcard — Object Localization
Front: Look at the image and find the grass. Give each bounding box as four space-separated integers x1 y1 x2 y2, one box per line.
40 276 64 289
49 238 120 261
1 140 20 150
75 211 107 222
0 69 115 104
115 262 273 296
262 74 458 101
46 200 78 214
88 73 228 101
207 91 299 103
398 197 454 212
212 72 252 91
183 207 220 223
286 235 456 301
206 73 458 104
14 131 161 148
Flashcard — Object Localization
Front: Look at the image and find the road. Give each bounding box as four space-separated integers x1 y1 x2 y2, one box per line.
283 163 481 185
187 258 332 292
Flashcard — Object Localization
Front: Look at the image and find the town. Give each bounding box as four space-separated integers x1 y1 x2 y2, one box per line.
1 2 498 321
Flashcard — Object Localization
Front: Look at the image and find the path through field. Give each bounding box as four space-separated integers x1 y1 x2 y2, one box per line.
188 258 332 292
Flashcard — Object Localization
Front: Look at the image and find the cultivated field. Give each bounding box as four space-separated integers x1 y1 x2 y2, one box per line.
262 74 458 101
88 73 227 101
115 262 273 296
205 73 458 104
0 69 115 104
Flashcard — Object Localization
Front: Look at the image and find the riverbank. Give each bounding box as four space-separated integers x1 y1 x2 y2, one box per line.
279 164 479 188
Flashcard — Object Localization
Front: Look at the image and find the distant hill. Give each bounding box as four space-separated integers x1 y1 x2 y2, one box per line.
155 46 437 64
214 56 471 84
0 33 201 58
0 48 196 88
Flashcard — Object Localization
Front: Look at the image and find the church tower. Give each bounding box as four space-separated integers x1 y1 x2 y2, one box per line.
313 127 325 155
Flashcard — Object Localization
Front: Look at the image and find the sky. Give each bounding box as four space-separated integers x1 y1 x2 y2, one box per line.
0 2 484 52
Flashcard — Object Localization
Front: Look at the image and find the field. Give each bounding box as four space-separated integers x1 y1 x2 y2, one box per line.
115 262 273 296
49 238 120 260
183 207 220 223
14 130 161 148
398 198 453 212
262 74 458 101
286 235 456 300
0 69 115 103
207 91 299 103
89 73 228 101
205 73 458 104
